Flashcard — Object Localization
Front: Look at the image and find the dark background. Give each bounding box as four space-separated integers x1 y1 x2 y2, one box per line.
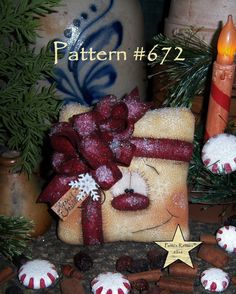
139 0 171 44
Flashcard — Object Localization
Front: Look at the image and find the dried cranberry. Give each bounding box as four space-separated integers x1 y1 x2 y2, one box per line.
131 279 149 291
74 251 93 271
12 254 29 269
130 258 149 273
224 215 236 226
146 249 167 269
116 255 133 272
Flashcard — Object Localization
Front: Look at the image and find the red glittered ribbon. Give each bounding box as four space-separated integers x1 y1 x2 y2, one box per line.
39 88 193 245
131 137 193 162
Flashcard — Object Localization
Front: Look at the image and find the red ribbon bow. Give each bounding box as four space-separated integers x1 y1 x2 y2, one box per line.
39 88 151 205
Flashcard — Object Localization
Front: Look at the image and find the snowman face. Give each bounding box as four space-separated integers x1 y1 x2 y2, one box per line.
102 158 189 242
110 170 150 211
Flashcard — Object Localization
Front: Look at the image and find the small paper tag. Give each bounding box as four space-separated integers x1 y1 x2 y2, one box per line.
51 188 88 221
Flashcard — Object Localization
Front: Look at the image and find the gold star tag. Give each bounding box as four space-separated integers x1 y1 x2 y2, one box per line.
155 225 202 268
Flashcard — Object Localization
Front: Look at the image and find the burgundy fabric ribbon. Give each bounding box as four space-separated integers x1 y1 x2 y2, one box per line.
132 137 193 162
39 88 151 205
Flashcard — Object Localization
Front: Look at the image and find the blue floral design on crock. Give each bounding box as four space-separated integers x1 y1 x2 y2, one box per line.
52 0 123 106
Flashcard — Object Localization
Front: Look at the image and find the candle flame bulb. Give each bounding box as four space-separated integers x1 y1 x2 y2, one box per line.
217 15 236 65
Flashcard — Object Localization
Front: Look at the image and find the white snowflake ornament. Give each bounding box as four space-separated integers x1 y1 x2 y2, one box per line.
69 173 100 201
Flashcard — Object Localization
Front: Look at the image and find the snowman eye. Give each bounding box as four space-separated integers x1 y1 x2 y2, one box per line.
111 171 149 197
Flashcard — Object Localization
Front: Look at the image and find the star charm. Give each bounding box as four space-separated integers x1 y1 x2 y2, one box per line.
155 225 202 268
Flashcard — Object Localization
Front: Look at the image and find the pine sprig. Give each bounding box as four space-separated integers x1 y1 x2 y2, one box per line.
0 0 61 43
149 30 214 107
0 43 55 99
1 86 61 174
188 126 236 204
0 44 61 174
0 1 61 174
0 215 34 259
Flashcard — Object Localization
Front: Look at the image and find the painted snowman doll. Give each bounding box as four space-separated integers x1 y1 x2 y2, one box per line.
40 90 195 245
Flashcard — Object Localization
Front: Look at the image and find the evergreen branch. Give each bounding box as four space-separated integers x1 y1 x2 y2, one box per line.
0 85 61 174
149 30 214 107
188 125 236 204
0 0 61 43
0 43 56 101
0 1 61 174
0 215 34 260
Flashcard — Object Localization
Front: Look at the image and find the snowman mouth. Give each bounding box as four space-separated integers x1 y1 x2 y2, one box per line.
111 192 149 211
131 210 177 233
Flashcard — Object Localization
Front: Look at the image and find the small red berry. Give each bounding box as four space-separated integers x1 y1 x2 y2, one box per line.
116 255 133 272
131 279 149 291
130 258 149 273
74 251 93 271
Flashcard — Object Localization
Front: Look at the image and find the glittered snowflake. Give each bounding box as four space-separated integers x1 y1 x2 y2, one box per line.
68 173 100 201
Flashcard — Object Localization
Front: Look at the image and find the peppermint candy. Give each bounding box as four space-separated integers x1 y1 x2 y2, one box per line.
201 268 230 292
91 272 131 294
216 225 236 253
18 259 58 289
202 134 236 174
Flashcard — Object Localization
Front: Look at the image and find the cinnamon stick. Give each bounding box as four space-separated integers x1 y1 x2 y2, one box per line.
126 269 162 282
0 266 16 285
197 244 229 268
169 262 198 277
159 276 194 293
61 265 84 280
232 276 236 285
200 234 217 245
60 278 85 294
149 287 171 294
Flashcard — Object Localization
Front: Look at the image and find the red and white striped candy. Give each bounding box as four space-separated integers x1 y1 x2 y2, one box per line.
202 134 236 174
18 259 58 289
91 272 131 294
201 268 230 292
216 225 236 253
